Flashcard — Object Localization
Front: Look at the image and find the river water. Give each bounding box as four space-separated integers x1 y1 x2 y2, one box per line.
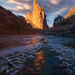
0 35 75 75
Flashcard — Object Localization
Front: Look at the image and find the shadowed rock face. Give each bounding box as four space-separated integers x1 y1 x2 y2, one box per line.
65 7 75 18
25 0 49 30
0 6 33 35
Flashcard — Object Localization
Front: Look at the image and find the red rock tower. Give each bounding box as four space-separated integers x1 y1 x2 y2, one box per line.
25 0 48 30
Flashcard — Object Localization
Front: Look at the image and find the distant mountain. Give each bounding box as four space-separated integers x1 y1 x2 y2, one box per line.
0 6 33 35
51 7 75 28
65 7 75 19
25 0 49 30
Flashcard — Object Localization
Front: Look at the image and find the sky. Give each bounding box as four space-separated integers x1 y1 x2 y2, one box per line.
0 0 75 27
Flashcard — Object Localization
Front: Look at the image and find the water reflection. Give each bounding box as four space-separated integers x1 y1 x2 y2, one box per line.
31 39 38 44
34 50 45 72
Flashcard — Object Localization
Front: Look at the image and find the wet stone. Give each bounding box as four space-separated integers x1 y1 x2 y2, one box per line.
0 69 6 75
27 55 35 59
14 51 20 54
6 53 14 57
6 55 16 60
55 56 65 60
6 66 14 73
0 60 6 65
9 60 24 70
65 68 74 75
13 64 24 70
20 56 27 60
6 67 19 75
8 70 19 75
0 65 8 73
17 59 26 64
12 54 21 58
40 38 48 44
7 57 19 63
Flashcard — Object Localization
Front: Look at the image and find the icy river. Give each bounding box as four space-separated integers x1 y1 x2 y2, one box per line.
0 35 75 75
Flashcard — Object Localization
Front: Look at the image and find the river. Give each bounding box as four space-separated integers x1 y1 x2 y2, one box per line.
0 35 75 75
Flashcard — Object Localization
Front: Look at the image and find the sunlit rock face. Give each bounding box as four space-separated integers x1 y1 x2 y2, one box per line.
65 7 75 18
51 24 53 28
25 0 48 30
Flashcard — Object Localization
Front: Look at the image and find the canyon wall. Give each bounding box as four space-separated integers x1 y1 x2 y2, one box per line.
25 0 49 30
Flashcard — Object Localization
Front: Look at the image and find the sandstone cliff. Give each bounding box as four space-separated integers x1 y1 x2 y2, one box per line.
49 7 75 36
25 0 49 30
50 24 53 28
0 6 33 35
65 7 75 18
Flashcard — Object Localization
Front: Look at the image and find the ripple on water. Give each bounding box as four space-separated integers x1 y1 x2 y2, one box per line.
0 35 75 75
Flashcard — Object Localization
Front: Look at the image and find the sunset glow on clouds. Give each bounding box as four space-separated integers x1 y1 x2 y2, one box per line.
0 0 75 27
49 0 61 5
7 0 32 10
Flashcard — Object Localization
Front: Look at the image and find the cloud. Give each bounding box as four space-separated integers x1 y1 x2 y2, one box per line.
13 4 32 10
7 0 74 14
56 7 69 15
7 0 32 4
7 0 20 4
7 0 32 13
13 6 24 10
1 0 74 26
23 4 32 10
49 0 61 5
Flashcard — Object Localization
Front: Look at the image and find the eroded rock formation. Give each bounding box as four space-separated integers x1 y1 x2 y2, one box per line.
25 0 48 30
65 7 75 18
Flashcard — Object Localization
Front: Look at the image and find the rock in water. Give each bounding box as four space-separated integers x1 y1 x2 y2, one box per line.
25 0 48 30
65 7 75 19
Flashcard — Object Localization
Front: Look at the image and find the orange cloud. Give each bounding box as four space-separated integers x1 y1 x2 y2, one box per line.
7 0 32 10
23 4 32 10
13 6 24 10
7 0 20 4
49 0 61 5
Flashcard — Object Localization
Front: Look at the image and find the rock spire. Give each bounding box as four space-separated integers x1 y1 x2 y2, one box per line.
25 0 48 30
